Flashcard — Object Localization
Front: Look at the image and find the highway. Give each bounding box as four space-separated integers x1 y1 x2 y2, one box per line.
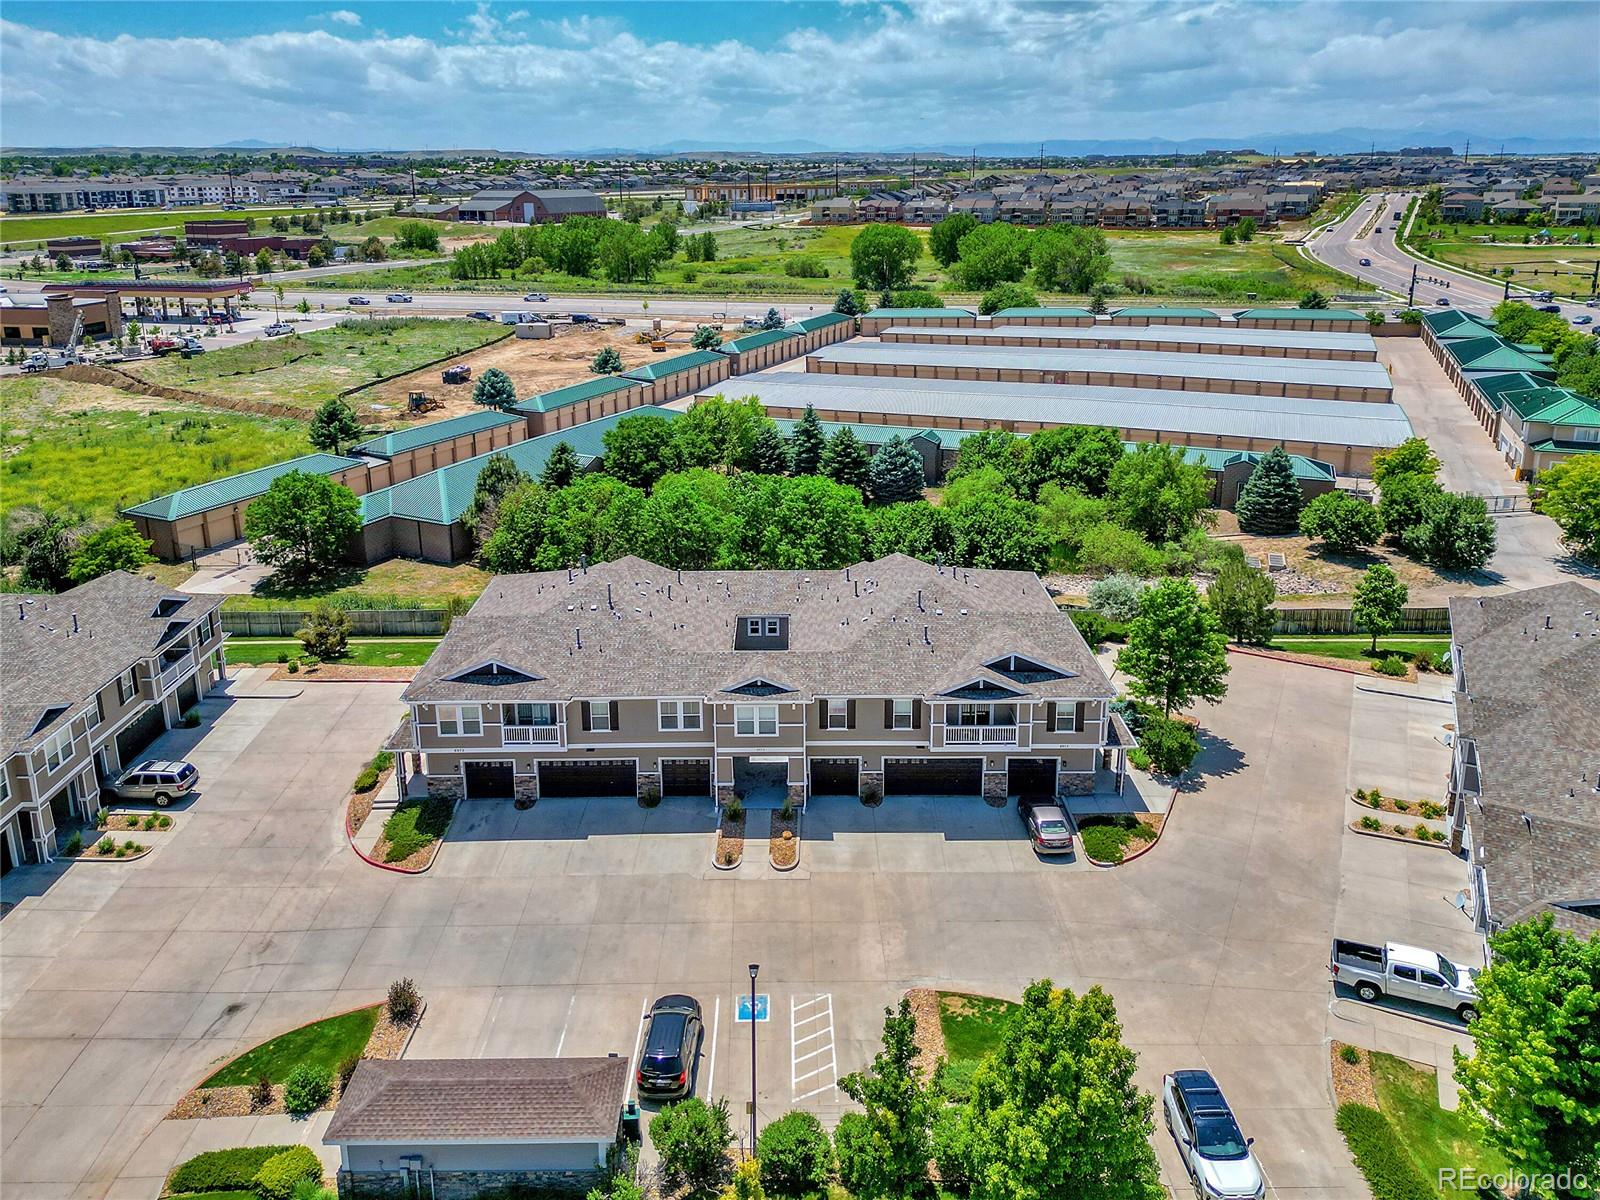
1303 191 1597 323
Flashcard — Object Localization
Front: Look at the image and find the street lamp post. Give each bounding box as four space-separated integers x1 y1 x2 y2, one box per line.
748 963 760 1154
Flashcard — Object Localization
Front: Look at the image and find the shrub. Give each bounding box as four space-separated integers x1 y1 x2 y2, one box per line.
337 1052 362 1092
158 814 172 828
1419 801 1445 820
1359 815 1382 831
63 830 83 855
387 977 422 1025
251 1073 274 1111
281 1064 332 1115
723 795 744 821
352 765 380 793
757 1111 834 1196
380 795 453 862
97 836 116 855
1367 794 1383 809
296 603 351 661
253 1145 323 1200
778 796 796 821
1067 608 1111 647
1432 650 1452 674
167 1145 296 1194
1139 716 1201 776
1374 656 1408 677
287 659 300 674
1412 651 1433 671
1339 1044 1362 1065
142 814 158 830
1333 1103 1434 1200
277 650 289 663
1353 787 1368 802
1126 746 1152 772
650 1096 734 1198
95 807 110 829
181 706 201 728
1087 572 1145 621
123 838 137 851
783 255 828 278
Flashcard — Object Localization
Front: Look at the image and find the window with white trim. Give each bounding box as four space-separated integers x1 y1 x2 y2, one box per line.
764 618 781 636
437 705 482 736
658 700 702 731
587 701 613 732
745 618 762 637
891 698 915 730
735 704 778 736
825 698 849 730
43 726 73 772
118 668 137 704
505 703 556 727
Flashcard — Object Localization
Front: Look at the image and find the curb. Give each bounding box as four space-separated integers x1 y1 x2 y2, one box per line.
345 797 446 875
1347 819 1449 848
1082 776 1184 869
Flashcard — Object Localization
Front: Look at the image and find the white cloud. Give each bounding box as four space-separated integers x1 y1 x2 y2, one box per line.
0 2 1594 150
322 10 362 27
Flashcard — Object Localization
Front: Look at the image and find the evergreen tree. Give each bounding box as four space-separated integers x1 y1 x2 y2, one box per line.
308 397 362 455
464 453 529 547
539 441 580 488
866 435 925 504
832 288 864 316
822 427 871 491
690 325 721 350
789 405 827 475
472 366 518 411
760 306 784 331
748 422 792 475
591 345 623 375
1234 447 1305 534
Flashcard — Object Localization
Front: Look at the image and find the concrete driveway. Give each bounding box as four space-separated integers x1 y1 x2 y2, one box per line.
0 655 1479 1199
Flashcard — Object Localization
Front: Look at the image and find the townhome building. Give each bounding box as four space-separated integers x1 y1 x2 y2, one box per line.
0 573 225 873
389 556 1130 809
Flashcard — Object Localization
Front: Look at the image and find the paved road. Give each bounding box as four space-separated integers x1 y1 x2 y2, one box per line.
0 655 1482 1199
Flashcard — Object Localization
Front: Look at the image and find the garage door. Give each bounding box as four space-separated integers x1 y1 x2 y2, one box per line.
883 757 983 796
538 760 636 798
810 758 859 795
464 761 514 799
116 704 167 768
661 759 711 798
1008 758 1057 800
176 675 200 716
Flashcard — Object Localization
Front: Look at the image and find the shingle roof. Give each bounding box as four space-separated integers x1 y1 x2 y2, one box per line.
1 572 223 756
1448 585 1600 937
623 349 726 382
351 409 522 459
403 554 1115 707
122 453 364 521
324 1057 627 1143
514 375 643 416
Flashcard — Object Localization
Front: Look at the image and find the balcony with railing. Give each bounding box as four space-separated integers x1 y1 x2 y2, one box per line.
504 724 563 746
943 724 1019 745
158 650 195 692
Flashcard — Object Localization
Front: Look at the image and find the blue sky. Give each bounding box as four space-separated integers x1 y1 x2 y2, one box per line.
3 2 1596 152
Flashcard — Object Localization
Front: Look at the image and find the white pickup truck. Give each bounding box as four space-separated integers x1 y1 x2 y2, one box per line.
1330 938 1480 1021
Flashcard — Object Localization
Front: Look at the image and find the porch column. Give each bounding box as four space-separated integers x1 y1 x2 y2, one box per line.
394 754 408 802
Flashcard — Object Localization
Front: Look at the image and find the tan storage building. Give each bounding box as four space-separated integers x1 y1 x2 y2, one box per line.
514 376 652 436
786 311 856 352
623 349 731 405
858 307 977 336
879 323 1379 361
713 326 806 374
1107 306 1224 327
351 409 526 485
1232 307 1369 333
988 307 1096 328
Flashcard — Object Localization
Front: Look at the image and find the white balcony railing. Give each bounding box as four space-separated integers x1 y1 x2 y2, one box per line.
158 652 195 691
504 725 561 745
944 725 1019 745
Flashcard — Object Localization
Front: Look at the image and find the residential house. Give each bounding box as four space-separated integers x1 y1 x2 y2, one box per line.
1550 191 1600 226
808 197 858 224
0 573 225 872
1440 192 1487 222
388 555 1130 807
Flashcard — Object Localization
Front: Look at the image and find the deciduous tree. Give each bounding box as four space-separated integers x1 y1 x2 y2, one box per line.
1351 562 1408 651
953 223 1030 290
1206 558 1276 645
1402 490 1497 570
849 223 922 292
600 413 680 489
978 282 1038 315
1019 424 1123 498
1032 225 1112 292
866 501 953 561
1108 443 1212 544
243 471 361 579
1299 490 1382 554
67 520 153 585
948 494 1050 571
1536 454 1600 560
1378 471 1444 540
1371 437 1440 487
928 212 979 267
835 998 938 1200
1116 578 1230 716
649 1096 734 1199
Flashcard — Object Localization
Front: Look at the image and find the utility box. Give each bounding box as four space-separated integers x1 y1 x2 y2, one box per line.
514 320 552 339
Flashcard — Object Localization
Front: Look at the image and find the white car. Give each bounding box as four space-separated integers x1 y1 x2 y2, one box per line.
264 322 294 337
386 293 412 303
348 296 371 305
523 292 548 302
1163 1071 1264 1200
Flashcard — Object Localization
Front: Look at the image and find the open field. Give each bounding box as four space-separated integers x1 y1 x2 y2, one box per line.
0 376 311 521
0 204 366 248
220 557 490 611
1404 218 1600 298
124 317 509 412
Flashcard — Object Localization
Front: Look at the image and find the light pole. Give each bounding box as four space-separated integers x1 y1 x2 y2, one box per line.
748 963 760 1154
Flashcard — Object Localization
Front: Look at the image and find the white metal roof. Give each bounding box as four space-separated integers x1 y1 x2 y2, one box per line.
882 323 1379 354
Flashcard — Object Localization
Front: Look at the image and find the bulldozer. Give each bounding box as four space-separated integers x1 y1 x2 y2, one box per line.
408 391 443 414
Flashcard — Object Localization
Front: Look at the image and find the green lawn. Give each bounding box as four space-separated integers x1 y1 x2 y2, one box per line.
381 796 454 862
1270 636 1450 664
221 559 490 612
937 991 1018 1099
1370 1052 1508 1200
202 1005 381 1086
0 204 361 248
226 637 442 666
124 318 509 411
0 377 311 522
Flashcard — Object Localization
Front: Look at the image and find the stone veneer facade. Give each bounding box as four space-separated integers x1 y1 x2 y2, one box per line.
338 1167 607 1199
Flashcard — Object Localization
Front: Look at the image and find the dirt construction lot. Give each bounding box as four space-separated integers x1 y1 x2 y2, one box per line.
355 324 716 418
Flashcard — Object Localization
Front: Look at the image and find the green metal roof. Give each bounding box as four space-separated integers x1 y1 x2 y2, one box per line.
1444 335 1555 375
350 409 521 458
717 327 802 355
123 452 365 521
993 307 1095 319
513 375 641 415
1232 308 1367 322
864 307 974 318
787 312 853 333
1111 306 1219 319
1472 371 1550 411
623 349 727 382
359 409 680 527
1501 386 1600 427
1423 309 1496 335
1526 438 1600 454
1120 441 1335 480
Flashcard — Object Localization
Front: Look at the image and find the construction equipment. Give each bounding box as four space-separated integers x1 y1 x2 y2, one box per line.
441 364 471 385
408 391 442 414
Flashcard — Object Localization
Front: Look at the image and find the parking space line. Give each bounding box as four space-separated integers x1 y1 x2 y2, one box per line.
625 995 649 1103
704 996 720 1101
553 994 576 1057
790 992 837 1103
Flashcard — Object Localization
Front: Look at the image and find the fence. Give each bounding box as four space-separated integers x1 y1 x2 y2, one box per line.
221 608 450 637
1269 606 1451 635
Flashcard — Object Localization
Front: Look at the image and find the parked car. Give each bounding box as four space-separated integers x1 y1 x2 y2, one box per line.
441 364 472 384
636 994 703 1100
111 760 200 806
569 312 596 325
348 296 371 305
523 291 549 302
466 310 494 321
201 312 232 326
1162 1071 1264 1200
386 292 412 303
1358 257 1372 266
1018 798 1075 855
1330 938 1479 1021
264 322 294 337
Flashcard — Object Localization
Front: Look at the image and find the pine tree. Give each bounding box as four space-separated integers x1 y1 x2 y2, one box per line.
749 422 792 475
761 307 784 331
540 441 580 488
308 397 362 455
822 427 871 491
591 346 623 375
472 366 518 410
866 435 925 504
690 325 721 350
789 405 827 475
1234 447 1305 534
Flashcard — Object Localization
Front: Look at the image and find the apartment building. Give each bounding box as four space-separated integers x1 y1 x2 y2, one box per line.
0 573 225 873
390 556 1129 808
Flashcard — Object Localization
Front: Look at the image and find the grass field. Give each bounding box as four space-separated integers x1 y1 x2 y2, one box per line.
1405 217 1600 298
0 204 368 248
1270 636 1451 664
225 637 442 666
221 558 490 611
202 1004 381 1086
124 317 509 411
1369 1052 1508 1200
937 991 1018 1099
0 377 311 521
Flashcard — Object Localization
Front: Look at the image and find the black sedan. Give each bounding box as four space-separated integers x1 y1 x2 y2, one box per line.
637 994 704 1100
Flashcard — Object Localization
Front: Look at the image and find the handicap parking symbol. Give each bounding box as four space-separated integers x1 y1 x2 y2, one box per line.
736 993 770 1023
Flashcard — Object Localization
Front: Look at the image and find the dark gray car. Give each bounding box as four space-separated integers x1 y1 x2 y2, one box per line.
636 994 703 1099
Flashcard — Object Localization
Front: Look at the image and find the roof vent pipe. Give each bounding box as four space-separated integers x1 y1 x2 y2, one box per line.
575 627 583 650
607 583 614 609
71 613 79 634
923 625 931 645
1545 614 1552 629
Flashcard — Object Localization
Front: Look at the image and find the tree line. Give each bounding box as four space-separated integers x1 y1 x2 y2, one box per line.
448 216 714 284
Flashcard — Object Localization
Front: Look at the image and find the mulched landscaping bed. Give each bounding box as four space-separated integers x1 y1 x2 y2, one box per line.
63 837 151 861
904 987 947 1081
1329 1041 1379 1109
346 768 395 836
1078 812 1164 865
1350 818 1448 845
269 663 417 683
167 1005 420 1121
371 796 455 870
769 810 799 869
1231 646 1417 681
95 811 175 834
1351 791 1446 820
715 810 744 868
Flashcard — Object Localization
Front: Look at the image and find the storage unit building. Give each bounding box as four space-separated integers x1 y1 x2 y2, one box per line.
623 349 731 405
858 307 978 336
786 311 856 352
1108 306 1224 327
514 376 651 436
989 307 1096 328
879 323 1379 361
1232 308 1369 332
714 326 806 374
351 409 526 485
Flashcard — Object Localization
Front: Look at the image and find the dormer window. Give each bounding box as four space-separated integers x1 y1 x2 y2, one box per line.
734 614 789 651
152 596 187 619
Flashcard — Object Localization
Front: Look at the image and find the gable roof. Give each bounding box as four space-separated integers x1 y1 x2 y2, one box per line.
1231 308 1367 322
324 1057 627 1144
623 349 726 382
122 452 365 521
351 409 522 459
716 327 802 355
787 312 853 334
993 307 1095 319
514 375 643 416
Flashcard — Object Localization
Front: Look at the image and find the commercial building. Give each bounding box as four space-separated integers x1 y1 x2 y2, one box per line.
808 341 1394 403
878 323 1380 361
1 291 124 346
388 555 1130 806
41 278 253 320
1 574 225 873
527 189 606 222
702 371 1410 475
458 190 539 222
785 311 856 352
1446 584 1600 940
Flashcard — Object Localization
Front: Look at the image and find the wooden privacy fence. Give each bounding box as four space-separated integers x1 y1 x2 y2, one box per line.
1270 606 1450 635
222 608 450 637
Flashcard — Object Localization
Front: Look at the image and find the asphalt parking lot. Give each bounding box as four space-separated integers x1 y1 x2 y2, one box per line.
0 655 1479 1199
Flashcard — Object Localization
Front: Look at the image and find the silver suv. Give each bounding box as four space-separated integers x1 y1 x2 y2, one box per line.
111 760 199 806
